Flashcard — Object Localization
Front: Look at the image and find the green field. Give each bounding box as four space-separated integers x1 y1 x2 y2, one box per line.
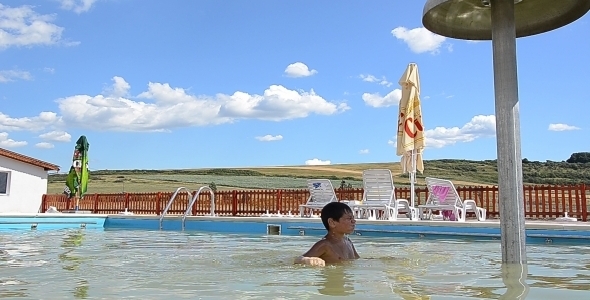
47 159 590 195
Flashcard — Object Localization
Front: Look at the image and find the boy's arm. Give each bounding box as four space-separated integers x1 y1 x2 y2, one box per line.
294 241 327 266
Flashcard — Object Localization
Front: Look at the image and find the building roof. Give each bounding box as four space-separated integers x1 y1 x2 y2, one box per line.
0 148 60 171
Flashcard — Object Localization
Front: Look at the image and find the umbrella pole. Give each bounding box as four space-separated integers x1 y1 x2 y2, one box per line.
75 185 80 211
410 149 416 207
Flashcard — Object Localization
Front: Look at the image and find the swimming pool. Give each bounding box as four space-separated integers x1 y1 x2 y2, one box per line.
1 229 589 299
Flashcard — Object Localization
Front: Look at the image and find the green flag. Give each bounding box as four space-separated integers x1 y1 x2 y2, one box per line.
64 136 90 209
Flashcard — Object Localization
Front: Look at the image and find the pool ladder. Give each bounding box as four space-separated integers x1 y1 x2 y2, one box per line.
159 186 216 230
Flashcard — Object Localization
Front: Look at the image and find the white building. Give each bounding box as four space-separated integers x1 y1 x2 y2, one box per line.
0 148 60 214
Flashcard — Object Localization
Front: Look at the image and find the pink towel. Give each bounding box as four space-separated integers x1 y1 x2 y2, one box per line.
431 185 450 203
442 210 456 221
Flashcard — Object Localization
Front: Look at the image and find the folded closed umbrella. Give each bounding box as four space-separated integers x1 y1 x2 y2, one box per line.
396 63 425 207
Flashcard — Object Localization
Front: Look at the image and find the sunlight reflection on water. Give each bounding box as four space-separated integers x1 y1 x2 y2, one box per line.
0 229 589 299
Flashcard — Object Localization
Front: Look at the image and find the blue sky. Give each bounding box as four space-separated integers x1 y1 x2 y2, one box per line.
1 0 589 171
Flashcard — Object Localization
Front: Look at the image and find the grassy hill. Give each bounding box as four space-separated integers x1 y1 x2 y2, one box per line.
47 159 590 194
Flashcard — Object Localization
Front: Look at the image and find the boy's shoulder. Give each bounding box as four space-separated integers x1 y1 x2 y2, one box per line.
314 237 330 245
310 236 334 248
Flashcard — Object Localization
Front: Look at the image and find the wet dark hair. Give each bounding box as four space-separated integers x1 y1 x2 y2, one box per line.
321 202 353 231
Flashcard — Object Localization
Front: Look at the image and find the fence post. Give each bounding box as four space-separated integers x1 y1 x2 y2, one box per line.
124 193 130 210
40 194 47 213
192 191 198 216
276 190 282 213
94 194 99 214
156 192 162 215
232 190 238 216
582 184 587 222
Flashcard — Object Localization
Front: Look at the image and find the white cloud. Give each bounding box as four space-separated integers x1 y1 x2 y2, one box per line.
0 132 27 147
425 115 496 148
447 44 454 52
362 89 402 108
58 0 99 14
0 70 32 82
284 62 317 78
359 74 392 87
0 111 62 131
389 115 496 148
54 77 348 131
548 123 580 131
305 158 331 165
217 85 349 121
391 27 447 54
104 76 130 97
0 4 70 49
35 142 54 149
44 67 55 74
359 149 369 154
39 130 71 142
255 134 283 142
360 74 379 82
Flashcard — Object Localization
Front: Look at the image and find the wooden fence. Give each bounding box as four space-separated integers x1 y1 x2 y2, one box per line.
41 184 588 221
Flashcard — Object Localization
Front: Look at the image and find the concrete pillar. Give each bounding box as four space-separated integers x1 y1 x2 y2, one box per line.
491 0 527 263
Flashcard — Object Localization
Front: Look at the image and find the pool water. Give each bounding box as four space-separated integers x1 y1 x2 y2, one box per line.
0 229 589 299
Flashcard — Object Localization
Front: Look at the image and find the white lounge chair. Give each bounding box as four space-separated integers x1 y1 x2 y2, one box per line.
419 177 487 221
354 169 417 221
299 179 338 217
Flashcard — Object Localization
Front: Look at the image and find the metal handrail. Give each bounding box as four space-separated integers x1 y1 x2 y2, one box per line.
159 187 192 230
182 186 216 230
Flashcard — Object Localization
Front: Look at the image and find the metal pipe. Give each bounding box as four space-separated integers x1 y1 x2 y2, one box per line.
159 187 192 230
491 0 527 263
182 186 216 230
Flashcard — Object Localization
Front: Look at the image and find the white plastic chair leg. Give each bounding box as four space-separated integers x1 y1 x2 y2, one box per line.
385 205 397 221
477 208 487 221
463 200 486 221
457 208 466 222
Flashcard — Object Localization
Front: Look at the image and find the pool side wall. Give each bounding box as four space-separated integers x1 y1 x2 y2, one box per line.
105 215 590 244
1 213 588 244
0 213 107 231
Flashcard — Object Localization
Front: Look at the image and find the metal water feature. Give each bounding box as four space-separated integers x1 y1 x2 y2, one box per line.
422 0 590 263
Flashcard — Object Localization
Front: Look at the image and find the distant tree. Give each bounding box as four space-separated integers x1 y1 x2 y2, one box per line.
566 152 590 163
522 158 530 164
340 180 346 189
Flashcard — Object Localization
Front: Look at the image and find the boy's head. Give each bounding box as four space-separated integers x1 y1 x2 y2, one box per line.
321 202 355 231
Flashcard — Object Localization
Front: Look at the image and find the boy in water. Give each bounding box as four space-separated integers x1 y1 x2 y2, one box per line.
294 202 360 266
